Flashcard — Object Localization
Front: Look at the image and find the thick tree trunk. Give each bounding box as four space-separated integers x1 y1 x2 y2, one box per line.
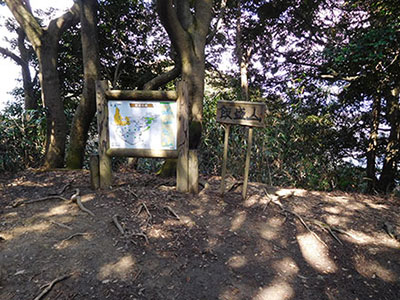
378 88 400 193
66 0 100 169
156 0 213 179
366 96 381 193
5 0 80 169
38 44 67 168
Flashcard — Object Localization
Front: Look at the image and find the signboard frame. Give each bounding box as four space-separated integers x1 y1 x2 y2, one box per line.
106 99 179 158
95 80 196 193
217 100 266 199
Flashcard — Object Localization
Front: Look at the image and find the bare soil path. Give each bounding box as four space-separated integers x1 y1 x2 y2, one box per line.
1 169 399 299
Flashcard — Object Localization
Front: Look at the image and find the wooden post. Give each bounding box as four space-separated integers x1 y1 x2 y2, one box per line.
89 154 100 190
220 124 230 194
242 127 253 199
96 80 112 189
176 81 189 192
188 150 199 193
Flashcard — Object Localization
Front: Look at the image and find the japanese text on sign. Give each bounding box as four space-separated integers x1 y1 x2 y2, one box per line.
216 100 266 127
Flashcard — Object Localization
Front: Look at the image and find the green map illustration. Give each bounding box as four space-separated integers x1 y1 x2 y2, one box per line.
108 101 177 150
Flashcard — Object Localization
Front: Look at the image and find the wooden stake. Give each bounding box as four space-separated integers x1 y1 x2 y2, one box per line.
242 127 253 200
220 124 230 194
188 150 199 193
89 154 100 190
96 80 112 189
176 81 189 192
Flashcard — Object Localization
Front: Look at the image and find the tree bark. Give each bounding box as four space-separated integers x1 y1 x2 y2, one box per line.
5 0 80 168
378 88 400 193
157 0 213 147
155 0 213 179
66 0 100 169
235 1 250 101
365 96 381 193
17 28 37 110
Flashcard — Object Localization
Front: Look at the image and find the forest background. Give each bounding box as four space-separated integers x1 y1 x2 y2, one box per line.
0 0 399 195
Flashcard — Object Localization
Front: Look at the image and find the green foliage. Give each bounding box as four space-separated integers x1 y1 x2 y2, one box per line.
200 78 364 192
0 102 46 172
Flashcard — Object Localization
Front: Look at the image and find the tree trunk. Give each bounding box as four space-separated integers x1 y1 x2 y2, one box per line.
235 1 250 101
66 0 100 169
156 0 213 178
37 43 67 168
17 28 37 110
378 88 400 193
5 0 80 169
365 96 381 193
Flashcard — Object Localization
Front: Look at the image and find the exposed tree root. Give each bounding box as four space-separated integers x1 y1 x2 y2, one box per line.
62 232 88 242
71 189 95 217
132 231 149 244
269 192 328 247
13 196 69 207
112 215 125 235
136 202 152 222
33 273 72 300
164 205 180 220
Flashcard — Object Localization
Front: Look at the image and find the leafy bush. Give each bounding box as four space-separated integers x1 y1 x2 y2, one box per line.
0 102 46 172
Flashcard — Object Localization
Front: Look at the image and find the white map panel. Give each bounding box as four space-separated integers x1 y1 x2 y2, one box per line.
108 100 177 150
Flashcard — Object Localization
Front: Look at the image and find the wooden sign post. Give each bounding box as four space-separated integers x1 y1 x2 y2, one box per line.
217 100 266 199
94 80 197 193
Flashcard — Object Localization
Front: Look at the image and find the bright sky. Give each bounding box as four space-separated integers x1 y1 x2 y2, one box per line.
0 1 73 111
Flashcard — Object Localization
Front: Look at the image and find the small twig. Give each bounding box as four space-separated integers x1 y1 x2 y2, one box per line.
62 232 88 242
112 215 125 235
133 269 142 281
13 196 69 207
118 186 138 200
164 205 180 220
33 273 71 300
50 221 72 230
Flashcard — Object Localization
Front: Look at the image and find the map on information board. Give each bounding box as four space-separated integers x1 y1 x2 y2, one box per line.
108 100 177 150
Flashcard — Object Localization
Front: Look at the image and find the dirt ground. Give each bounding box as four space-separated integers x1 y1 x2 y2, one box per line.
0 168 399 300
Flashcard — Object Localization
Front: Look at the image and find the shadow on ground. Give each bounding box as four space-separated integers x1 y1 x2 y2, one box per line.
0 169 399 299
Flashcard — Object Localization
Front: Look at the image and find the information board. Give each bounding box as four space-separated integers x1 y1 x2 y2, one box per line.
108 100 177 150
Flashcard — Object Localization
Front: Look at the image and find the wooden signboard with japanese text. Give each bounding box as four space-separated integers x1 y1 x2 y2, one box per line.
217 100 266 200
94 80 196 193
216 100 266 128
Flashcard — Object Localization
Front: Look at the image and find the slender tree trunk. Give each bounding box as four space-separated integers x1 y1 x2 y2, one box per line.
66 0 100 169
366 96 381 193
235 1 248 101
378 88 400 193
17 28 37 110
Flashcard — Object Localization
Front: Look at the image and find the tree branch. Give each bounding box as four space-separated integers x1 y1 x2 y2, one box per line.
47 2 80 37
195 0 214 37
143 60 181 90
206 0 227 44
0 46 25 66
5 0 43 49
157 0 188 55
